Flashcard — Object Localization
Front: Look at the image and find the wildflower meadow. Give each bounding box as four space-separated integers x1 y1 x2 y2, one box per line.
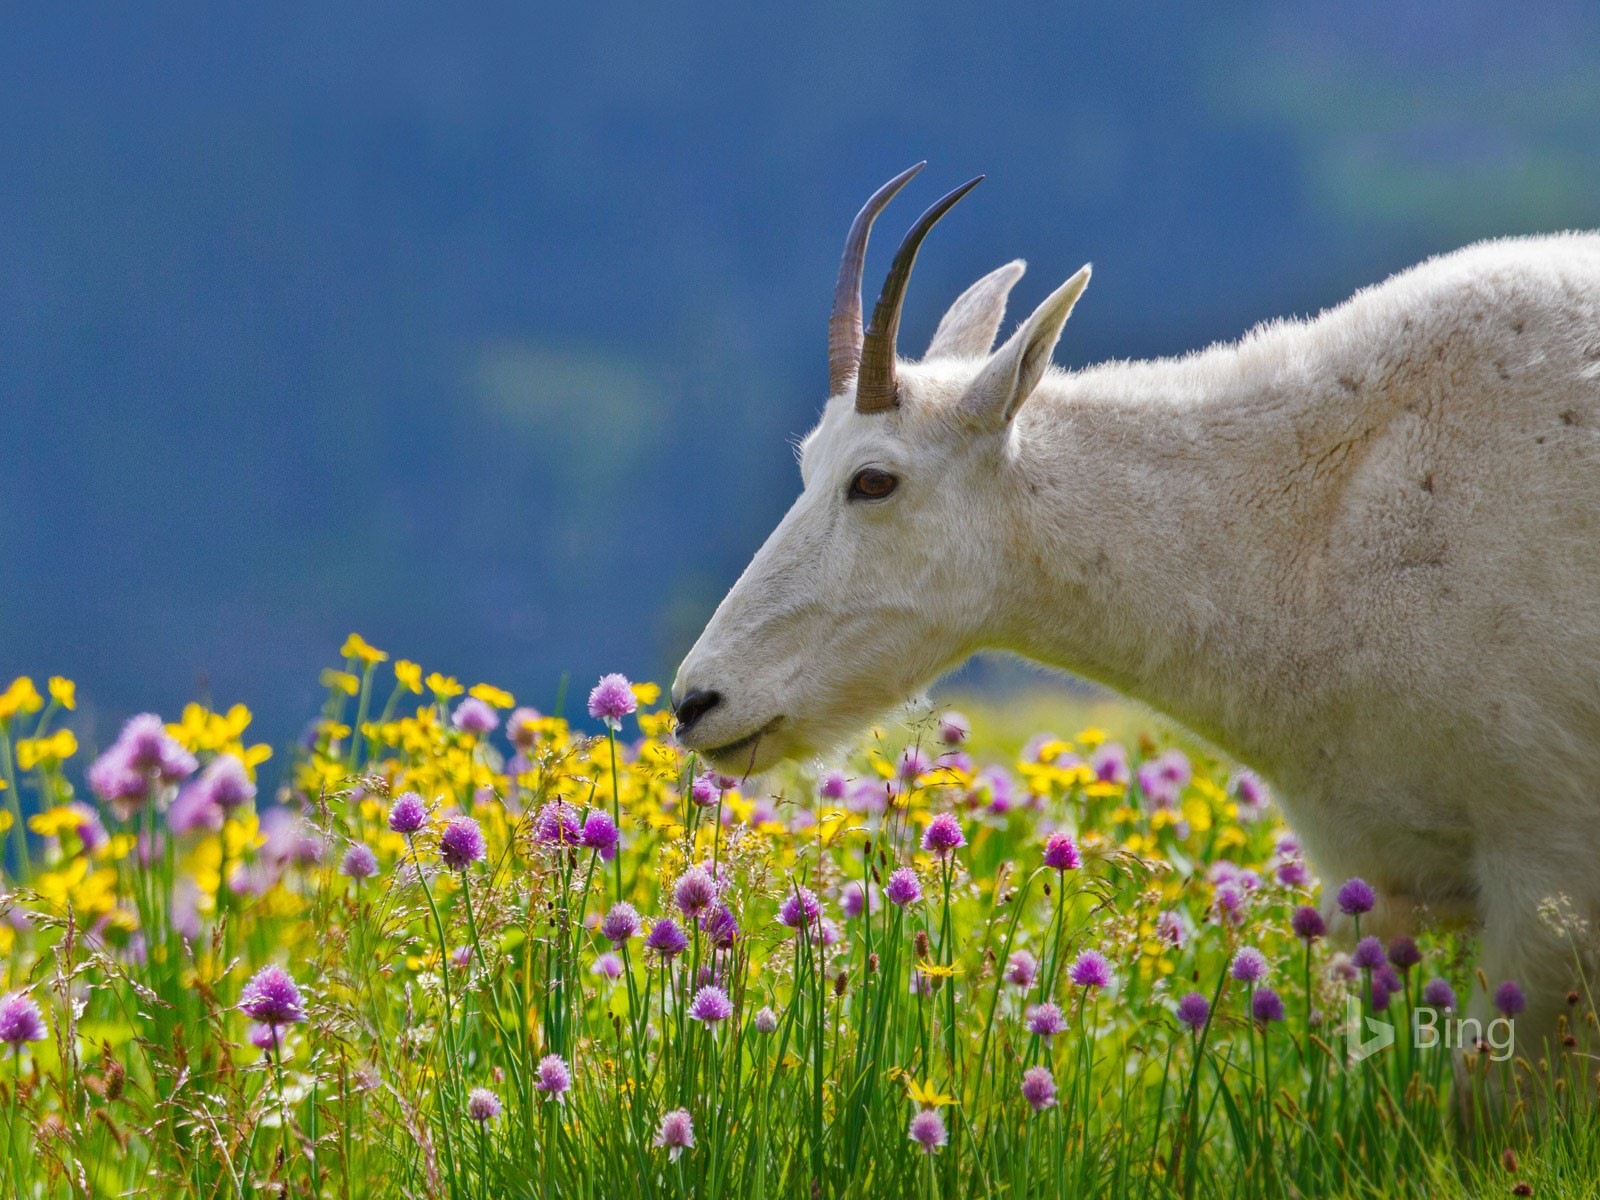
0 640 1596 1198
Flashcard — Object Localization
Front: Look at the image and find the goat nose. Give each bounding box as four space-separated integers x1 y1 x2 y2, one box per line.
674 689 723 735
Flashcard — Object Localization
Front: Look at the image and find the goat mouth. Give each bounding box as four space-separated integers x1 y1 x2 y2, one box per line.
700 716 785 765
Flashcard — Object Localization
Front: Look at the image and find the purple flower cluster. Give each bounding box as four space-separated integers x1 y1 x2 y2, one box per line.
884 868 922 907
0 993 47 1045
920 813 966 859
467 1087 502 1122
688 985 734 1025
452 697 499 735
581 811 620 859
239 965 306 1027
1069 949 1113 990
601 903 640 944
1020 1065 1057 1111
1042 831 1082 871
908 1109 947 1153
439 817 486 869
777 886 822 930
1175 991 1210 1032
1336 877 1376 916
588 673 637 729
88 713 198 816
388 792 429 835
340 842 379 880
536 1054 572 1101
654 1108 695 1159
645 918 690 959
674 866 718 917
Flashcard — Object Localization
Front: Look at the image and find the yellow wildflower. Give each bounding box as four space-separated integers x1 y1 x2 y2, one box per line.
47 677 76 710
1075 725 1108 748
341 633 389 665
15 729 77 771
395 660 424 694
321 669 360 697
426 672 463 700
469 683 515 709
0 677 43 721
630 681 661 706
28 804 92 838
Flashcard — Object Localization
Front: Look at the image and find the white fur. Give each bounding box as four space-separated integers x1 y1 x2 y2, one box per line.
675 232 1600 1042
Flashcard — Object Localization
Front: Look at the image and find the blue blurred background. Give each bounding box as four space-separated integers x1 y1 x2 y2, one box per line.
6 3 1599 754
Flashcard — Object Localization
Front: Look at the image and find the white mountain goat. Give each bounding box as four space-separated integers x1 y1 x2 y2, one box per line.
672 164 1600 1049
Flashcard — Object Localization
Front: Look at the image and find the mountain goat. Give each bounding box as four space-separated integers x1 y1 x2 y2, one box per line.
672 164 1600 1048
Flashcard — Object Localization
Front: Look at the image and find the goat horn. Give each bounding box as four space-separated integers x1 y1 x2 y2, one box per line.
856 175 984 414
829 163 925 397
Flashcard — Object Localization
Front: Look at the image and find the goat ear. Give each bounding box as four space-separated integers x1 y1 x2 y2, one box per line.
959 264 1090 431
924 260 1026 360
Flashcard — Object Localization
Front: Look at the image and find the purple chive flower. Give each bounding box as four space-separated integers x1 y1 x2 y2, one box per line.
777 886 822 930
1336 878 1376 916
452 697 499 735
467 1087 502 1122
1020 1065 1057 1112
884 868 922 907
920 812 966 859
248 1022 292 1058
1351 936 1386 971
688 772 721 807
1387 936 1422 972
591 952 624 980
587 673 637 730
1494 980 1527 1017
190 753 256 812
340 843 379 880
674 866 718 918
1230 947 1269 984
535 1054 572 1101
439 817 486 869
1069 949 1113 990
1276 860 1311 888
1370 967 1402 1012
898 747 932 783
1156 910 1187 947
1212 884 1246 926
688 985 734 1024
1026 1002 1066 1037
753 1006 779 1034
1042 831 1082 871
533 801 583 848
120 713 199 780
818 770 848 801
1005 950 1039 989
840 881 878 919
1231 770 1271 819
1252 987 1286 1024
239 965 306 1026
1291 905 1327 942
1422 978 1457 1011
601 902 641 944
938 711 971 745
700 904 740 949
580 811 619 860
86 746 153 811
1175 991 1210 1032
645 918 690 959
388 792 428 835
908 1108 947 1153
1090 743 1129 785
0 993 47 1045
654 1108 695 1160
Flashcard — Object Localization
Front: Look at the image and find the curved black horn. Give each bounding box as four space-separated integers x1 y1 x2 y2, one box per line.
829 163 925 396
856 175 984 414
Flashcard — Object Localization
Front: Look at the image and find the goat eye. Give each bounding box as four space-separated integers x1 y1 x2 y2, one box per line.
848 468 898 500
